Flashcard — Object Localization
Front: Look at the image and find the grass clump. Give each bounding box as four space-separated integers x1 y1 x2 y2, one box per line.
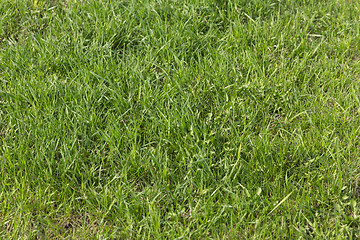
1 0 360 238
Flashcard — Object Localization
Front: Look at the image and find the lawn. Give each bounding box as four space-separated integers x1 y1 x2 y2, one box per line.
1 0 360 238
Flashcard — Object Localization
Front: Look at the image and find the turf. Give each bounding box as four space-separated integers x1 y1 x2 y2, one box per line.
1 0 360 239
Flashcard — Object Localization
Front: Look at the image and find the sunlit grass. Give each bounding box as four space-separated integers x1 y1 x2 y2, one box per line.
1 0 360 238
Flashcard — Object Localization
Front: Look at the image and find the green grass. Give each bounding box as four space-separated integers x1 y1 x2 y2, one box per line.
1 0 360 238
